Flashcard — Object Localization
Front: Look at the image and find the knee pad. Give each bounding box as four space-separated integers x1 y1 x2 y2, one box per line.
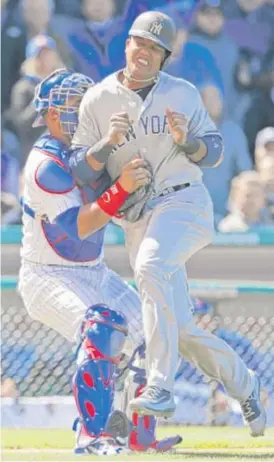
72 304 128 437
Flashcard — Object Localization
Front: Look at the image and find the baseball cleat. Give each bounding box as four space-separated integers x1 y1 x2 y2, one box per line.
129 386 176 418
73 416 131 456
240 372 267 437
74 435 130 456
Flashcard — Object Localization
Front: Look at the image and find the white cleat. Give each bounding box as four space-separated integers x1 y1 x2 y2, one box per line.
240 372 267 437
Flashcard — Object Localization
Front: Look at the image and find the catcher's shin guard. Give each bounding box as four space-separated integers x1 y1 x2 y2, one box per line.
72 304 128 438
119 343 182 452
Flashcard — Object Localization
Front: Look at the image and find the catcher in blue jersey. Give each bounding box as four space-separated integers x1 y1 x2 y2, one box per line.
19 68 182 455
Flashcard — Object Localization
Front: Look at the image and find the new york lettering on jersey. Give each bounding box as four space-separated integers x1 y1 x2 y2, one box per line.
110 115 169 155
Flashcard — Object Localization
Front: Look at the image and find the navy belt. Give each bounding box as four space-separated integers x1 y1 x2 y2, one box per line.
158 183 190 198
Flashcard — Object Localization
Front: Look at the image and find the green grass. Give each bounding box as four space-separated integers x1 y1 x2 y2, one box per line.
1 427 274 462
1 453 273 460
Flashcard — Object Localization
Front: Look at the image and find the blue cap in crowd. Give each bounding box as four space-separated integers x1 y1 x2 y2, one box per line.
26 34 57 60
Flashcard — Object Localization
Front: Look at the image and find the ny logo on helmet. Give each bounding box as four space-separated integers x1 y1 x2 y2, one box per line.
150 21 163 36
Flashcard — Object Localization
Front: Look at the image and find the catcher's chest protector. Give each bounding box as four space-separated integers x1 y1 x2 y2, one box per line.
30 134 105 262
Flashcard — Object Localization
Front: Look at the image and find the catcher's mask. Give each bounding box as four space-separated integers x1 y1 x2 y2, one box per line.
33 68 94 139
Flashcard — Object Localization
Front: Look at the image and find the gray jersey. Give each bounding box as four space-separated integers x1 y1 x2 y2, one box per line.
72 71 217 195
72 70 258 420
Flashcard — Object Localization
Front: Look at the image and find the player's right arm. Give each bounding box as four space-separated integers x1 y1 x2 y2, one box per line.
36 157 149 240
71 85 132 176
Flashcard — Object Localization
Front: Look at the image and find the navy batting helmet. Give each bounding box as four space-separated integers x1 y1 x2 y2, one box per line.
129 11 177 54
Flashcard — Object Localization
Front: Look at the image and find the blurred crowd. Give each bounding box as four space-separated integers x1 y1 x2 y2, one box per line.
1 0 274 231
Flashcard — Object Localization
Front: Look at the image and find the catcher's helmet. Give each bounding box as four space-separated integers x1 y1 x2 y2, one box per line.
33 68 94 137
129 11 177 54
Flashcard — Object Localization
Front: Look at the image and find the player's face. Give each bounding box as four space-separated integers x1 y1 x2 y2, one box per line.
125 36 166 81
46 95 83 142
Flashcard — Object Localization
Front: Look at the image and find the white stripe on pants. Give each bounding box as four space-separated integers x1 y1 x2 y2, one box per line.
19 261 143 357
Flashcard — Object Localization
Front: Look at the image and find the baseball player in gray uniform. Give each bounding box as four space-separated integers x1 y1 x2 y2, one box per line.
72 11 266 437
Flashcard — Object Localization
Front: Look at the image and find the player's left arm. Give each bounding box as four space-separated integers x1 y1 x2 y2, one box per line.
166 89 224 168
69 146 106 185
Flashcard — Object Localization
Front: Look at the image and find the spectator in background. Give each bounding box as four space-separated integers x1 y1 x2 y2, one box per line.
224 0 273 37
20 0 55 38
51 0 121 80
199 84 252 226
223 0 274 155
224 0 274 152
1 0 27 112
223 0 266 18
54 0 82 17
242 46 274 157
145 0 200 21
258 156 274 221
190 0 240 120
51 0 144 81
255 127 274 169
165 17 224 94
4 35 63 163
218 171 274 232
21 0 73 67
1 150 21 225
1 123 22 165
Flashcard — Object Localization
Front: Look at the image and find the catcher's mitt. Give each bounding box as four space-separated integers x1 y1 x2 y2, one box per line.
118 160 154 223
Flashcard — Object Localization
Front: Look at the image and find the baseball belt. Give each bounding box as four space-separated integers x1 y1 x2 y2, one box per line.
158 183 190 198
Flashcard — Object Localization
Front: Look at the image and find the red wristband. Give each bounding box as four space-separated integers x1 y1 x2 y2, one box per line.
96 181 129 216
